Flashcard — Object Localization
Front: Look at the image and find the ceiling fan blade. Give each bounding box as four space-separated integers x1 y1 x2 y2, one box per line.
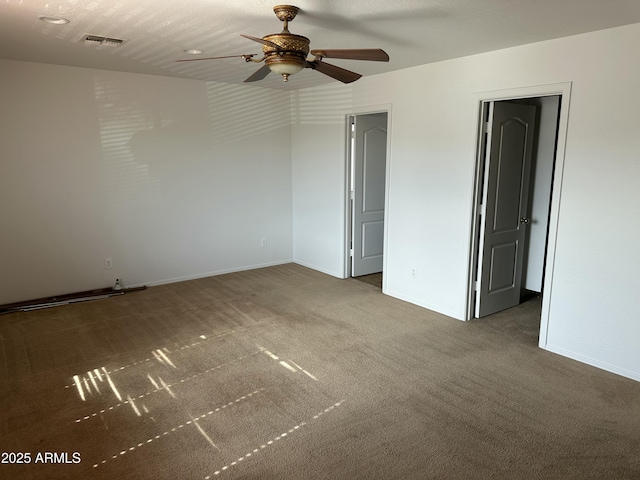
244 64 272 83
240 34 282 50
307 61 362 84
175 54 255 63
310 49 389 62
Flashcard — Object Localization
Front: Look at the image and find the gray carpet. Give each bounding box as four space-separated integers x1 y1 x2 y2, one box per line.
1 263 639 479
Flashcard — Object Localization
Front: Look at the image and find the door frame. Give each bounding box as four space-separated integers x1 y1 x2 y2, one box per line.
343 104 392 291
465 83 572 350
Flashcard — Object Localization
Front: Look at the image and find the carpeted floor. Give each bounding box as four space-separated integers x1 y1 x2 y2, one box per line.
1 263 639 479
354 272 383 289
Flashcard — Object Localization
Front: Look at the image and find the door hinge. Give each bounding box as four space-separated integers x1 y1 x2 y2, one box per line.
349 248 354 257
474 280 481 292
483 121 491 134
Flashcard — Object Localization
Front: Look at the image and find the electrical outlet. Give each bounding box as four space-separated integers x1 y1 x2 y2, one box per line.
261 238 267 248
411 267 417 278
105 258 113 269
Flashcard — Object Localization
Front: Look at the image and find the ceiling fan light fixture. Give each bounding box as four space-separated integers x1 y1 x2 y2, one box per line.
266 55 306 81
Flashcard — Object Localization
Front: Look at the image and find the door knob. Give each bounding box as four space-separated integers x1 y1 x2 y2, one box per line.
520 217 530 224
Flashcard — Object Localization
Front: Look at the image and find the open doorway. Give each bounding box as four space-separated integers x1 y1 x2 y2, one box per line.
467 83 572 347
474 96 560 317
345 111 389 288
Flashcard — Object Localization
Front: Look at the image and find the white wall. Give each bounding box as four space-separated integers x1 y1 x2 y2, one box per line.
291 84 353 277
0 60 293 305
291 23 640 381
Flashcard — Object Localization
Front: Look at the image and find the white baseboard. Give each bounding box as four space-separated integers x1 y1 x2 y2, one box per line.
292 260 343 279
383 289 464 320
543 343 640 383
131 259 294 289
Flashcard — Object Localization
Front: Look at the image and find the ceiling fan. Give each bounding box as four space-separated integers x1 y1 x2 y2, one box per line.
176 4 390 84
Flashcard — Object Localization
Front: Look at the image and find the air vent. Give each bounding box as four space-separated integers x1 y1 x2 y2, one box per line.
82 34 127 47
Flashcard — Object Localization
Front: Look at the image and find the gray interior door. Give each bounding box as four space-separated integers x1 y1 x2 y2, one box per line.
352 113 387 277
476 102 536 317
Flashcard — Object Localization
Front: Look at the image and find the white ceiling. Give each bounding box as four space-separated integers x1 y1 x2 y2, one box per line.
2 0 640 91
